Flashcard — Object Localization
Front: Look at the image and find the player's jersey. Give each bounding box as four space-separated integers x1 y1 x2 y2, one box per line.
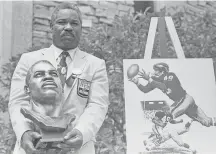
137 72 186 102
152 118 168 141
162 72 186 102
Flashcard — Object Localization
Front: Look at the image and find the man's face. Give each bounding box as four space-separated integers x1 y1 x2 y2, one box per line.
153 69 164 77
28 62 63 104
52 9 82 50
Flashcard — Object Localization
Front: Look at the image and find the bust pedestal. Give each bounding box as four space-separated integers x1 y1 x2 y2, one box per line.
20 108 75 150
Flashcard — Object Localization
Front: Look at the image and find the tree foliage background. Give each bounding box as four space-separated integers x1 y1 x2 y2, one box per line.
1 5 216 154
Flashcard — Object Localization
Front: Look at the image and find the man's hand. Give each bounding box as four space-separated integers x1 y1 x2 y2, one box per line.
56 129 83 152
138 69 150 80
21 130 42 154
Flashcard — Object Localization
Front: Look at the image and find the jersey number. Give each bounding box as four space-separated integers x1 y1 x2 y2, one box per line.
164 75 173 81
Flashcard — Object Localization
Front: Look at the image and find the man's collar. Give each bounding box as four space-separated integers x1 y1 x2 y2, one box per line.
51 44 78 61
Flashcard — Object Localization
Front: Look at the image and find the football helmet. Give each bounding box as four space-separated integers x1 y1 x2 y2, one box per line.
153 62 169 73
155 111 166 120
153 111 167 128
152 62 169 80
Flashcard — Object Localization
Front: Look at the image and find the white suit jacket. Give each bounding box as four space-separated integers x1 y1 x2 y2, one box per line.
9 45 109 154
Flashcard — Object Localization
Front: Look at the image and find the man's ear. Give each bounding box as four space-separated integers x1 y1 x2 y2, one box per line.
24 85 30 94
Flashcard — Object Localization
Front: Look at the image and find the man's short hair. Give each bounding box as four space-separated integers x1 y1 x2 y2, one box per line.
50 2 82 28
25 60 55 87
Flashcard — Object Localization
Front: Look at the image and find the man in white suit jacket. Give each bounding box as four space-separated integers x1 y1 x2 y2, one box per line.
9 2 109 154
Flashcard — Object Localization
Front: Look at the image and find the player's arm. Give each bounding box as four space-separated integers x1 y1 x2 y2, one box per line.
137 82 155 93
129 77 155 93
135 77 167 93
152 118 166 128
131 68 167 93
148 78 167 92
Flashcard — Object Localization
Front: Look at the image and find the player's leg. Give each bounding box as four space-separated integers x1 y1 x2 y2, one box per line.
169 131 196 154
144 135 159 151
145 141 155 151
148 133 155 139
143 135 153 147
145 132 170 151
188 105 215 127
143 132 157 148
177 119 193 135
169 131 185 147
171 94 195 119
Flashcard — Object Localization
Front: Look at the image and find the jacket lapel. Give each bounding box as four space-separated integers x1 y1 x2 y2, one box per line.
64 48 88 99
41 47 57 68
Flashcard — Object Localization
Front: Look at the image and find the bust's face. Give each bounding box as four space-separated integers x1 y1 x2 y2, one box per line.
28 62 63 104
52 9 82 50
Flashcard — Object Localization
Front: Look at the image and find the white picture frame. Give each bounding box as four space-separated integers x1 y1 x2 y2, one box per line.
124 59 216 154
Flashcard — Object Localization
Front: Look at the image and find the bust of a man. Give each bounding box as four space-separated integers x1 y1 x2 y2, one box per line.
21 60 75 150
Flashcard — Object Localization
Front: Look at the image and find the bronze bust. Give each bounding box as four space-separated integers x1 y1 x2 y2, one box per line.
20 60 76 151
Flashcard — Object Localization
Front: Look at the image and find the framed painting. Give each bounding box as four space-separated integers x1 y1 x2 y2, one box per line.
123 59 216 154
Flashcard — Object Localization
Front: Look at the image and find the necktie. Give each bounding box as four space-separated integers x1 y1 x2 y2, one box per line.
57 51 70 86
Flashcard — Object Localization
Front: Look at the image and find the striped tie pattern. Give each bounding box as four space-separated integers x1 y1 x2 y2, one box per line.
57 51 69 86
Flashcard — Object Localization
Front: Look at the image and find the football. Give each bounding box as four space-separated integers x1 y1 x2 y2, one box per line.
127 64 139 79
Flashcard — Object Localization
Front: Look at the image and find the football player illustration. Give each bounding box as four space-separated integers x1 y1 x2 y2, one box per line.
144 111 196 154
127 62 216 127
